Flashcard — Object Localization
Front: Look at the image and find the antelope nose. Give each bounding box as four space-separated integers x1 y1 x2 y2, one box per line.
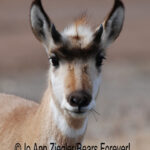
68 91 91 107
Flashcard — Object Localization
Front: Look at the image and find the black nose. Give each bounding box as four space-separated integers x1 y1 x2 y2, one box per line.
67 90 91 107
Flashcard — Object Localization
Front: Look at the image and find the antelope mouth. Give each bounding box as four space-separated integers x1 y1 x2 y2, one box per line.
70 109 86 114
65 108 89 116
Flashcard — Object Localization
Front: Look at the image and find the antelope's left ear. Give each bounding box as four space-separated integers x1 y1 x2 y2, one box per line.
94 0 125 48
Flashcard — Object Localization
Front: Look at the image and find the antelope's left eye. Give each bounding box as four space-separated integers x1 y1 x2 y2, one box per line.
49 54 59 67
95 53 105 67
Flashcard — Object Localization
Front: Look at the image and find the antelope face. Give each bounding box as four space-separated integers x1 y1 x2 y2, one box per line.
48 45 105 117
30 0 125 117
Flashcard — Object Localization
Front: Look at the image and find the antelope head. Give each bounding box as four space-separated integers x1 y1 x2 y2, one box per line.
30 0 125 118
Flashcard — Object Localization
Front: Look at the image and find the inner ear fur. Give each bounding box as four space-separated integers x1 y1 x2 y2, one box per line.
101 0 125 47
30 0 51 43
30 0 62 49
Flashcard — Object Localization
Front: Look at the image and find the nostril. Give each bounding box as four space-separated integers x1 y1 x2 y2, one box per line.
68 91 92 107
71 97 78 106
80 95 91 107
83 96 89 105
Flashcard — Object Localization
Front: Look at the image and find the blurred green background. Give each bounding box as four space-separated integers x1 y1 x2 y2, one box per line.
0 0 150 149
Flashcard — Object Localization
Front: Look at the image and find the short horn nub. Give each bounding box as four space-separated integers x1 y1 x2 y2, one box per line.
93 24 103 44
51 24 62 44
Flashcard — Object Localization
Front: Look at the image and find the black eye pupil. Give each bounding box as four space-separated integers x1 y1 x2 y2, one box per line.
50 55 59 67
96 59 102 67
96 53 105 67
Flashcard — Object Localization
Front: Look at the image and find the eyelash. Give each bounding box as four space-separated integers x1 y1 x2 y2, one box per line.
49 54 59 67
48 53 105 68
95 54 105 67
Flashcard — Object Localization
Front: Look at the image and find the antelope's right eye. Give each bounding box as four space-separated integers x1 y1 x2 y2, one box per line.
49 54 59 67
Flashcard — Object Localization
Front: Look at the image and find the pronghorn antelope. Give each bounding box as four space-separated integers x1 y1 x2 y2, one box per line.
0 0 125 149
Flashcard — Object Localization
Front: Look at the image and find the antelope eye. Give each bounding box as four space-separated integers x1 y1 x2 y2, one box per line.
49 54 59 67
95 53 105 67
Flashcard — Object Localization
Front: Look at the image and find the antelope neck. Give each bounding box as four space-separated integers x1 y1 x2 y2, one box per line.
35 87 88 146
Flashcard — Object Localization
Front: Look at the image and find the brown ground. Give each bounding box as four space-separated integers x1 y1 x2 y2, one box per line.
0 0 150 149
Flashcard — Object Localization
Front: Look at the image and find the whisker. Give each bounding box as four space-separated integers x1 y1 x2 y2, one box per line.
90 110 98 122
92 109 101 116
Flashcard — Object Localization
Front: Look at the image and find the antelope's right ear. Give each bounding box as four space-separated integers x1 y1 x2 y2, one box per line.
30 0 62 51
93 0 125 49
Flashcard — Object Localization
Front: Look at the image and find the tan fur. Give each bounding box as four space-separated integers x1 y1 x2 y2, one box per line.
0 94 39 149
65 63 92 95
71 15 88 42
82 65 92 93
74 14 88 27
0 0 125 148
50 86 85 130
65 65 76 92
0 86 85 149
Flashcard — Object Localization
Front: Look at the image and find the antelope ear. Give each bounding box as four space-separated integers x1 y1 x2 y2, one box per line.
96 0 125 48
30 0 51 46
30 0 62 51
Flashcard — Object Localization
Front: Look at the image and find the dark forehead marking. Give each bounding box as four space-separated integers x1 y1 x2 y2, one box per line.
51 44 103 60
